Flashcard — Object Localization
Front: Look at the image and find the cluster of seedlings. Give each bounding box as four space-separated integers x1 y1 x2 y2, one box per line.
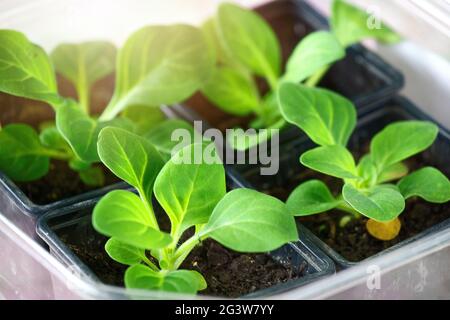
0 0 448 295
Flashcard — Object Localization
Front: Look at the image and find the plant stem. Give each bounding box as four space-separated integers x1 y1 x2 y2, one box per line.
171 233 203 270
168 224 183 250
142 255 159 271
77 83 90 115
336 199 362 219
266 72 278 92
305 65 330 87
138 188 160 231
42 149 72 161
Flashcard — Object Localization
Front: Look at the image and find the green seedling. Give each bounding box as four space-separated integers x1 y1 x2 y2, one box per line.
200 0 400 150
92 127 298 294
0 25 213 186
278 82 450 240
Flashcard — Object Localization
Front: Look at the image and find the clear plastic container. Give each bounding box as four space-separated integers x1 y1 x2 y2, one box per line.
2 208 449 299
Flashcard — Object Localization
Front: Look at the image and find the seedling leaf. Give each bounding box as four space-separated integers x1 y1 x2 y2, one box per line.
154 143 226 232
0 30 62 107
343 184 405 221
398 167 450 203
92 190 171 249
287 180 339 216
278 83 356 146
100 24 213 120
283 31 345 83
97 127 164 198
331 0 401 47
105 238 147 265
201 188 298 252
0 124 50 181
300 145 359 179
125 265 206 294
371 121 438 170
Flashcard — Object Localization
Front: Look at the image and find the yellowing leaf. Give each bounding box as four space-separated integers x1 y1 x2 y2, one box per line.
366 218 401 241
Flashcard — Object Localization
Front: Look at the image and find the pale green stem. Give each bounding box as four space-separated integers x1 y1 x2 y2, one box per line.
142 255 159 271
77 82 90 115
336 198 362 219
172 235 202 270
305 65 330 87
266 72 278 92
42 149 73 161
137 188 160 231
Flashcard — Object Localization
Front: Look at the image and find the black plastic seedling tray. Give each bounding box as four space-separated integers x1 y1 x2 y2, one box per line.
37 183 335 299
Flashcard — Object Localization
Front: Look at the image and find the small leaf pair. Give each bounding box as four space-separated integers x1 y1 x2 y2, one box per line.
92 127 298 294
278 82 449 240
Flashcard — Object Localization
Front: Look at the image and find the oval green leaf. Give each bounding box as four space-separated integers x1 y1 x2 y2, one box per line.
122 105 166 135
145 119 196 161
92 190 171 249
202 18 231 66
125 265 206 294
56 101 134 163
105 238 146 266
398 167 450 203
39 126 70 152
300 145 358 179
201 188 298 252
51 41 116 111
287 180 339 216
0 30 62 107
342 184 405 221
356 154 377 187
278 83 356 146
331 0 401 47
154 143 226 232
283 31 345 83
97 127 164 197
217 3 281 85
100 24 213 121
0 124 50 181
371 121 438 170
78 166 105 187
377 161 409 184
201 66 259 116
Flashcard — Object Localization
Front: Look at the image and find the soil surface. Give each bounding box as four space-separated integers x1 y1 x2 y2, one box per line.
17 160 120 205
57 210 305 298
180 239 305 297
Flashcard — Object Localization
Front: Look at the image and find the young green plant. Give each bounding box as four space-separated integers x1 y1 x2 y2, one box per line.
199 0 400 150
0 25 213 187
278 83 450 240
92 128 298 294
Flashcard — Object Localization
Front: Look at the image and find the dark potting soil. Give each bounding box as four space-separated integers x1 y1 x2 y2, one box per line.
301 199 450 262
180 239 305 297
57 211 305 298
248 147 450 262
17 160 120 205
